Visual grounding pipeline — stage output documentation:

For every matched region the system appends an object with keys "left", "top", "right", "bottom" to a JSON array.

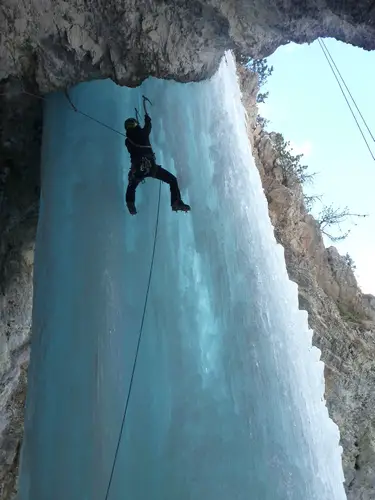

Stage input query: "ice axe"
[
  {"left": 142, "top": 95, "right": 152, "bottom": 116},
  {"left": 134, "top": 95, "right": 152, "bottom": 123}
]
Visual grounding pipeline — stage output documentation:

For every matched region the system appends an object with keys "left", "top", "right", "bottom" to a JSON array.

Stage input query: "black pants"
[{"left": 126, "top": 160, "right": 181, "bottom": 206}]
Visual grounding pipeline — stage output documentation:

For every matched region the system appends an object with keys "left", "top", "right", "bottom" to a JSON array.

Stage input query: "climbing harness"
[
  {"left": 139, "top": 157, "right": 152, "bottom": 174},
  {"left": 128, "top": 157, "right": 156, "bottom": 184},
  {"left": 2, "top": 83, "right": 161, "bottom": 500},
  {"left": 139, "top": 157, "right": 156, "bottom": 177}
]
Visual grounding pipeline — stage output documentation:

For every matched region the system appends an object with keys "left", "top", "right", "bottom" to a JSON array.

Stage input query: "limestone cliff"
[
  {"left": 1, "top": 1, "right": 375, "bottom": 498},
  {"left": 0, "top": 92, "right": 40, "bottom": 499},
  {"left": 239, "top": 65, "right": 375, "bottom": 500}
]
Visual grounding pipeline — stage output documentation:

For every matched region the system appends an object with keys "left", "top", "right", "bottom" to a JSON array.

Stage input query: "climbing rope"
[
  {"left": 104, "top": 180, "right": 161, "bottom": 500},
  {"left": 101, "top": 92, "right": 159, "bottom": 499},
  {"left": 318, "top": 38, "right": 375, "bottom": 161},
  {"left": 64, "top": 89, "right": 127, "bottom": 137},
  {"left": 1, "top": 84, "right": 162, "bottom": 499},
  {"left": 1, "top": 87, "right": 127, "bottom": 137},
  {"left": 60, "top": 89, "right": 161, "bottom": 499}
]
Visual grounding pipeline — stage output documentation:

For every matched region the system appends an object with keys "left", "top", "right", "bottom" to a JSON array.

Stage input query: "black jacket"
[{"left": 125, "top": 115, "right": 155, "bottom": 163}]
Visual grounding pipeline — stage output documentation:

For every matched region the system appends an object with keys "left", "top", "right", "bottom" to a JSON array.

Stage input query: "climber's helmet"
[{"left": 124, "top": 118, "right": 139, "bottom": 131}]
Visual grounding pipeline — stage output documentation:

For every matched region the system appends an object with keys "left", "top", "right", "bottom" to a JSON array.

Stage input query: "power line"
[
  {"left": 318, "top": 38, "right": 375, "bottom": 161},
  {"left": 319, "top": 38, "right": 375, "bottom": 143}
]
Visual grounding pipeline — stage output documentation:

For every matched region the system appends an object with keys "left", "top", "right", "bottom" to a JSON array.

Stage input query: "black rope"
[
  {"left": 73, "top": 107, "right": 126, "bottom": 137},
  {"left": 318, "top": 39, "right": 375, "bottom": 161},
  {"left": 319, "top": 38, "right": 375, "bottom": 144},
  {"left": 103, "top": 179, "right": 162, "bottom": 500},
  {"left": 2, "top": 87, "right": 153, "bottom": 139},
  {"left": 63, "top": 89, "right": 126, "bottom": 137},
  {"left": 57, "top": 88, "right": 162, "bottom": 499},
  {"left": 2, "top": 83, "right": 162, "bottom": 499},
  {"left": 1, "top": 86, "right": 127, "bottom": 137}
]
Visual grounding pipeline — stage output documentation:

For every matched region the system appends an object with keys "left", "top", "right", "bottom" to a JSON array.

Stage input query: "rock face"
[
  {"left": 1, "top": 2, "right": 375, "bottom": 499},
  {"left": 1, "top": 0, "right": 375, "bottom": 93},
  {"left": 239, "top": 66, "right": 375, "bottom": 500},
  {"left": 0, "top": 89, "right": 41, "bottom": 499}
]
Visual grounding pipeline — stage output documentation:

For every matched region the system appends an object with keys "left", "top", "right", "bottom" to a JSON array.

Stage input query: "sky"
[{"left": 257, "top": 38, "right": 375, "bottom": 295}]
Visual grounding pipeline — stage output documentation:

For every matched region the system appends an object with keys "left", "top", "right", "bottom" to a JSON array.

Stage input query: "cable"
[
  {"left": 1, "top": 83, "right": 162, "bottom": 498},
  {"left": 1, "top": 87, "right": 126, "bottom": 137},
  {"left": 318, "top": 38, "right": 375, "bottom": 161},
  {"left": 63, "top": 87, "right": 161, "bottom": 498},
  {"left": 319, "top": 38, "right": 375, "bottom": 143},
  {"left": 63, "top": 89, "right": 126, "bottom": 137},
  {"left": 72, "top": 108, "right": 126, "bottom": 137},
  {"left": 103, "top": 180, "right": 162, "bottom": 500}
]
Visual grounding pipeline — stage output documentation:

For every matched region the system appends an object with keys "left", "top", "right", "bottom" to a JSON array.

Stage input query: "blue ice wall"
[{"left": 19, "top": 55, "right": 347, "bottom": 500}]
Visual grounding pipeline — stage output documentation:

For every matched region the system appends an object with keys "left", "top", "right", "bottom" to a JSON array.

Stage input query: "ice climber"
[{"left": 124, "top": 112, "right": 191, "bottom": 215}]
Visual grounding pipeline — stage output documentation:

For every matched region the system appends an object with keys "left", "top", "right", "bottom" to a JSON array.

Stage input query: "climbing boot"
[
  {"left": 172, "top": 200, "right": 191, "bottom": 212},
  {"left": 127, "top": 202, "right": 137, "bottom": 215}
]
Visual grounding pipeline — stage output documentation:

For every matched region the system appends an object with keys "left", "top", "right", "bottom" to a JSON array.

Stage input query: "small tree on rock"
[
  {"left": 235, "top": 50, "right": 274, "bottom": 103},
  {"left": 256, "top": 115, "right": 270, "bottom": 128},
  {"left": 344, "top": 253, "right": 356, "bottom": 271},
  {"left": 317, "top": 204, "right": 368, "bottom": 242},
  {"left": 247, "top": 59, "right": 274, "bottom": 87},
  {"left": 271, "top": 133, "right": 315, "bottom": 185},
  {"left": 256, "top": 91, "right": 269, "bottom": 103},
  {"left": 304, "top": 194, "right": 322, "bottom": 213}
]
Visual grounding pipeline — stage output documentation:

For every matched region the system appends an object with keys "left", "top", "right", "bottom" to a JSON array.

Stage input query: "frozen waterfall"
[{"left": 18, "top": 54, "right": 347, "bottom": 500}]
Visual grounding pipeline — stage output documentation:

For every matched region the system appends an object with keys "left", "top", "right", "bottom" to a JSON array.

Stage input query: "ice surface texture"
[{"left": 18, "top": 55, "right": 347, "bottom": 500}]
